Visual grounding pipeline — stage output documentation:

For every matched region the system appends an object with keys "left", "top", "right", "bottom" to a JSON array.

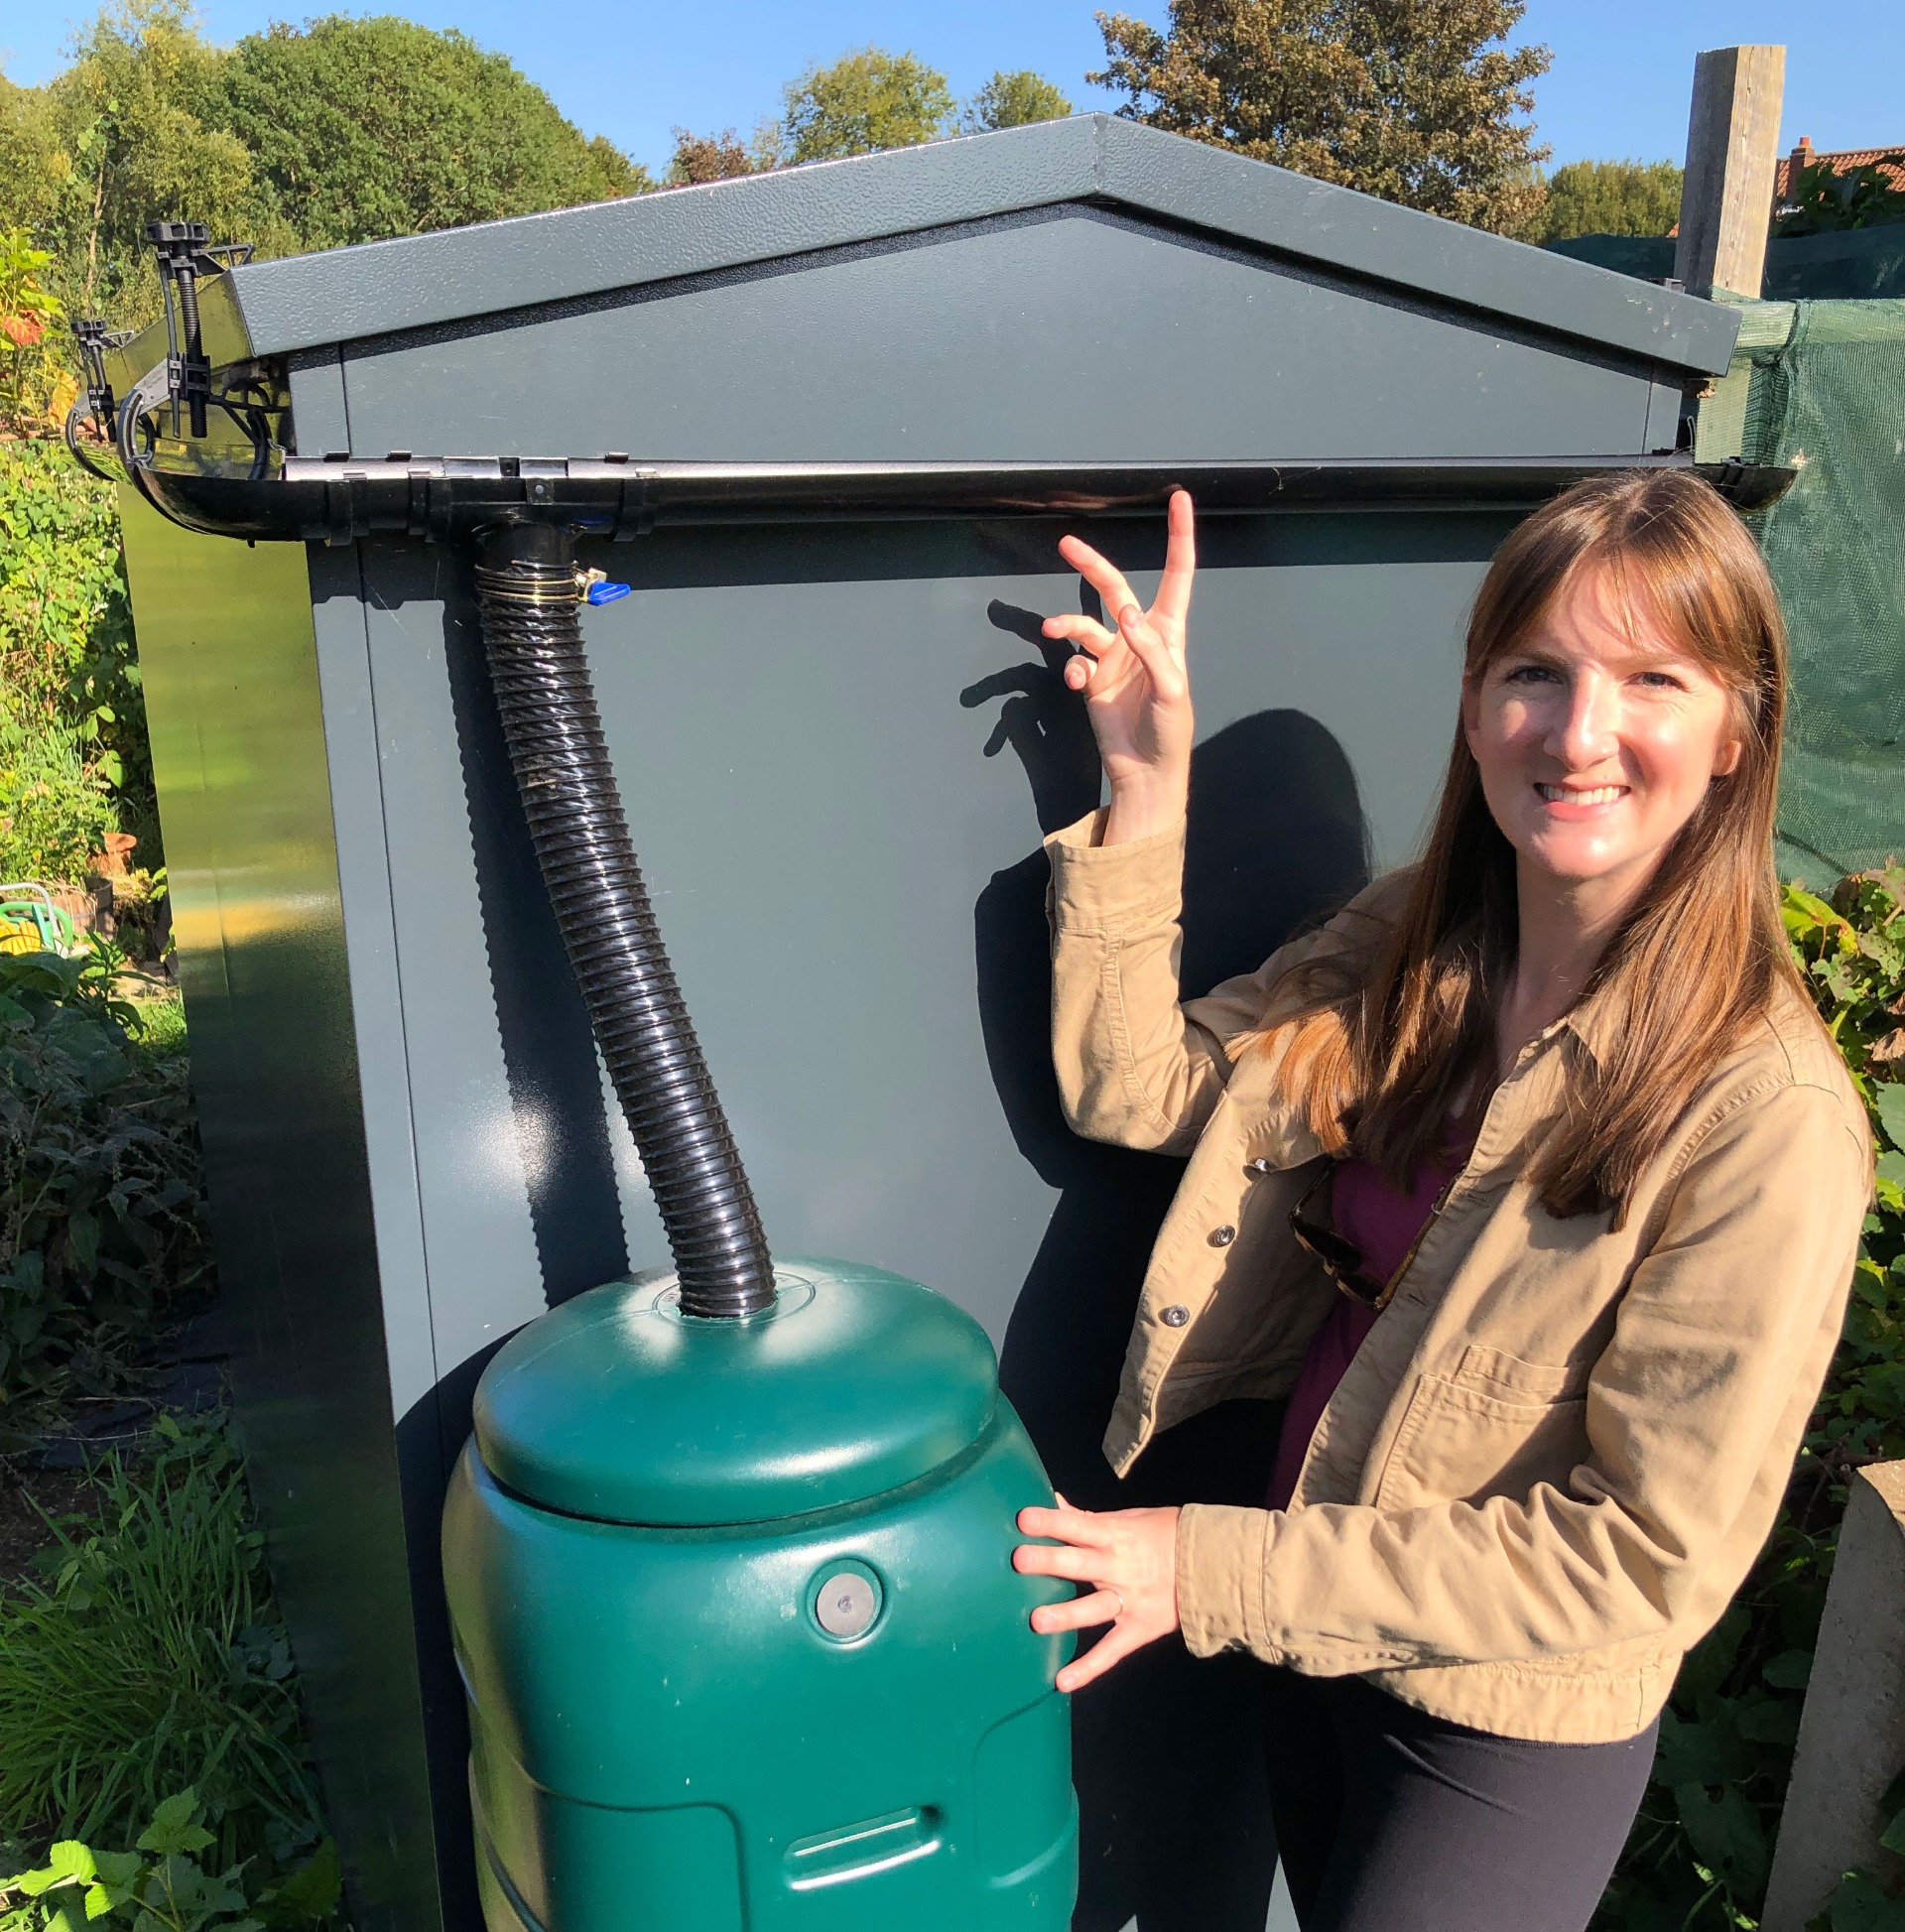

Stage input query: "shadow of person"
[{"left": 967, "top": 602, "right": 1370, "bottom": 1932}]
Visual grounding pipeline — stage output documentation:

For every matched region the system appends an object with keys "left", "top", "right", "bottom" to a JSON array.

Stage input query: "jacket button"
[
  {"left": 1161, "top": 1304, "right": 1190, "bottom": 1328},
  {"left": 1208, "top": 1224, "right": 1236, "bottom": 1246}
]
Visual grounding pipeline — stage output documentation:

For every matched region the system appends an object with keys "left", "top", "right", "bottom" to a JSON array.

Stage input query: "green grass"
[
  {"left": 126, "top": 988, "right": 187, "bottom": 1066},
  {"left": 0, "top": 1417, "right": 321, "bottom": 1869}
]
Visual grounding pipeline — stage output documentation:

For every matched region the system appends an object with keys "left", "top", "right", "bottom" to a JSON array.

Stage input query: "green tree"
[
  {"left": 582, "top": 133, "right": 651, "bottom": 201},
  {"left": 960, "top": 69, "right": 1074, "bottom": 133},
  {"left": 0, "top": 76, "right": 68, "bottom": 245},
  {"left": 37, "top": 1, "right": 270, "bottom": 326},
  {"left": 1529, "top": 157, "right": 1682, "bottom": 244},
  {"left": 1092, "top": 0, "right": 1551, "bottom": 235},
  {"left": 211, "top": 16, "right": 649, "bottom": 253},
  {"left": 2, "top": 6, "right": 648, "bottom": 336},
  {"left": 773, "top": 48, "right": 953, "bottom": 165}
]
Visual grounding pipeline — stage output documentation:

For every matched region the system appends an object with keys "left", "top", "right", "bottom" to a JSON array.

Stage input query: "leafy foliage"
[
  {"left": 0, "top": 1419, "right": 343, "bottom": 1930},
  {"left": 959, "top": 70, "right": 1074, "bottom": 134},
  {"left": 0, "top": 78, "right": 66, "bottom": 251},
  {"left": 0, "top": 439, "right": 152, "bottom": 880},
  {"left": 665, "top": 127, "right": 764, "bottom": 187},
  {"left": 772, "top": 48, "right": 954, "bottom": 165},
  {"left": 0, "top": 724, "right": 116, "bottom": 886},
  {"left": 18, "top": 1, "right": 265, "bottom": 329},
  {"left": 0, "top": 231, "right": 72, "bottom": 438},
  {"left": 0, "top": 1789, "right": 339, "bottom": 1932},
  {"left": 1776, "top": 154, "right": 1905, "bottom": 238},
  {"left": 212, "top": 15, "right": 650, "bottom": 253},
  {"left": 0, "top": 1420, "right": 318, "bottom": 1871},
  {"left": 1528, "top": 158, "right": 1683, "bottom": 245},
  {"left": 1091, "top": 0, "right": 1552, "bottom": 235},
  {"left": 0, "top": 942, "right": 208, "bottom": 1447},
  {"left": 0, "top": 2, "right": 646, "bottom": 346},
  {"left": 1596, "top": 874, "right": 1905, "bottom": 1929}
]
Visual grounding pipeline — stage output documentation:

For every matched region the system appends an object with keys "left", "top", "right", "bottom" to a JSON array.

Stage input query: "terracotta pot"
[{"left": 89, "top": 832, "right": 138, "bottom": 877}]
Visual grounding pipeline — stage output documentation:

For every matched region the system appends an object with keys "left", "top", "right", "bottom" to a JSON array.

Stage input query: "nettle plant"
[
  {"left": 1599, "top": 871, "right": 1905, "bottom": 1929},
  {"left": 0, "top": 1790, "right": 339, "bottom": 1932}
]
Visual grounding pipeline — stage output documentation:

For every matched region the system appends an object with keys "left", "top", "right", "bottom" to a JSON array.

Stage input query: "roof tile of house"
[{"left": 1775, "top": 139, "right": 1905, "bottom": 201}]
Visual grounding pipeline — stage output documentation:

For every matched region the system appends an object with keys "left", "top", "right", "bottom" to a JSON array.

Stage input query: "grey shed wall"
[{"left": 115, "top": 116, "right": 1737, "bottom": 1932}]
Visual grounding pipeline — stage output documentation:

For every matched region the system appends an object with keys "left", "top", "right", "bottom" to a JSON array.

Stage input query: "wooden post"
[
  {"left": 1674, "top": 46, "right": 1786, "bottom": 299},
  {"left": 1763, "top": 1462, "right": 1905, "bottom": 1929}
]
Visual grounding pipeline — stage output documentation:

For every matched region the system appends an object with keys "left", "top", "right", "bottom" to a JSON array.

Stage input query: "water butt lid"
[{"left": 472, "top": 1258, "right": 1000, "bottom": 1526}]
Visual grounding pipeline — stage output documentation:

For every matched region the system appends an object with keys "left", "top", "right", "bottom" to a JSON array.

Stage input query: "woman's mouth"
[{"left": 1536, "top": 782, "right": 1626, "bottom": 807}]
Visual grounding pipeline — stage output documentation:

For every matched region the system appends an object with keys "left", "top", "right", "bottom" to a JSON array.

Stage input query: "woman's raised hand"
[{"left": 1042, "top": 488, "right": 1197, "bottom": 845}]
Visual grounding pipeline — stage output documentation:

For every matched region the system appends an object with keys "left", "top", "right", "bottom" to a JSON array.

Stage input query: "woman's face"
[{"left": 1461, "top": 564, "right": 1744, "bottom": 900}]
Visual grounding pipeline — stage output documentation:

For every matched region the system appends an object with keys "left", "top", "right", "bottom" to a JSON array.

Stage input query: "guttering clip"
[
  {"left": 66, "top": 318, "right": 138, "bottom": 482},
  {"left": 145, "top": 220, "right": 254, "bottom": 441}
]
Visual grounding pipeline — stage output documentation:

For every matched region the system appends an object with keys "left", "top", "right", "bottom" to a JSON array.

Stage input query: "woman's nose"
[{"left": 1547, "top": 671, "right": 1618, "bottom": 768}]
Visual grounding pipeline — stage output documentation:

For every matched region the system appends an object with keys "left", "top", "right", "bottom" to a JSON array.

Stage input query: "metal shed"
[{"left": 104, "top": 113, "right": 1743, "bottom": 1932}]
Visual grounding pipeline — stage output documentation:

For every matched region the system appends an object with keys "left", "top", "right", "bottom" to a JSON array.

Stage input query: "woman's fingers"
[
  {"left": 1012, "top": 1540, "right": 1104, "bottom": 1584},
  {"left": 1017, "top": 1500, "right": 1108, "bottom": 1545},
  {"left": 1016, "top": 1500, "right": 1182, "bottom": 1693},
  {"left": 1040, "top": 612, "right": 1114, "bottom": 655},
  {"left": 1058, "top": 533, "right": 1143, "bottom": 625},
  {"left": 1056, "top": 1619, "right": 1149, "bottom": 1695},
  {"left": 1031, "top": 1590, "right": 1123, "bottom": 1635},
  {"left": 1115, "top": 604, "right": 1187, "bottom": 704},
  {"left": 1154, "top": 489, "right": 1197, "bottom": 627},
  {"left": 1042, "top": 614, "right": 1134, "bottom": 698}
]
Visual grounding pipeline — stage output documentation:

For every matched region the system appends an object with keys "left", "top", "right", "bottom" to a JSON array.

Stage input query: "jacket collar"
[{"left": 1561, "top": 981, "right": 1618, "bottom": 1070}]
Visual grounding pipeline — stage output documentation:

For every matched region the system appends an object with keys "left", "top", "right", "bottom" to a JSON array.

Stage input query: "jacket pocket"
[
  {"left": 1374, "top": 1372, "right": 1588, "bottom": 1515},
  {"left": 1453, "top": 1346, "right": 1591, "bottom": 1403}
]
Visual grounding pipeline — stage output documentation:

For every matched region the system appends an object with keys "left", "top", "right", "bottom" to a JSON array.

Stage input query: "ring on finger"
[{"left": 1103, "top": 1590, "right": 1124, "bottom": 1619}]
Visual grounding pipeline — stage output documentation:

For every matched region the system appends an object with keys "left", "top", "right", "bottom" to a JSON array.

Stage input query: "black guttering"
[{"left": 133, "top": 454, "right": 1795, "bottom": 546}]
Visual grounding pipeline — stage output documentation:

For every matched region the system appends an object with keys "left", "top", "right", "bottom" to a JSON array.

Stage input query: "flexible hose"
[{"left": 473, "top": 521, "right": 776, "bottom": 1319}]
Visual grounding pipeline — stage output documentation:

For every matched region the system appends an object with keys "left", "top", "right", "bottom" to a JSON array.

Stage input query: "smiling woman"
[
  {"left": 1470, "top": 574, "right": 1743, "bottom": 885},
  {"left": 1012, "top": 472, "right": 1871, "bottom": 1931}
]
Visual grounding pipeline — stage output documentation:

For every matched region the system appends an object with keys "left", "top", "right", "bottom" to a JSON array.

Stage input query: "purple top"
[{"left": 1266, "top": 1145, "right": 1464, "bottom": 1511}]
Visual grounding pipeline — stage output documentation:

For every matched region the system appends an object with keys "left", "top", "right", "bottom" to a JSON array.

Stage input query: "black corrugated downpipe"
[{"left": 473, "top": 521, "right": 776, "bottom": 1320}]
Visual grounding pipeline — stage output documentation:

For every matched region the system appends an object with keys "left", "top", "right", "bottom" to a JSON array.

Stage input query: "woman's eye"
[
  {"left": 1505, "top": 664, "right": 1561, "bottom": 686},
  {"left": 1634, "top": 670, "right": 1685, "bottom": 691}
]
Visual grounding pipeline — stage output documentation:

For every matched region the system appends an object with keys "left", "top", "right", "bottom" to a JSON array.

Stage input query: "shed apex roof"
[{"left": 223, "top": 114, "right": 1738, "bottom": 375}]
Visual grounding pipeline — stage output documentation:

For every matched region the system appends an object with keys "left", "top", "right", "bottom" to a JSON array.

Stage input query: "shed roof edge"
[{"left": 222, "top": 115, "right": 1737, "bottom": 375}]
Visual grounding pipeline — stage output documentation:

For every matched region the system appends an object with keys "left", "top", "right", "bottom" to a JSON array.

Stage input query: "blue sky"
[{"left": 4, "top": 1, "right": 1900, "bottom": 181}]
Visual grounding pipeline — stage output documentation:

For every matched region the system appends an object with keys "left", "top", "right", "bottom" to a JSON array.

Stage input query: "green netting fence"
[{"left": 1697, "top": 299, "right": 1905, "bottom": 883}]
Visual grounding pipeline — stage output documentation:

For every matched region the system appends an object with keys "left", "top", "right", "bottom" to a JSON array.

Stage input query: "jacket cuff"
[
  {"left": 1177, "top": 1502, "right": 1276, "bottom": 1659},
  {"left": 1043, "top": 809, "right": 1187, "bottom": 936}
]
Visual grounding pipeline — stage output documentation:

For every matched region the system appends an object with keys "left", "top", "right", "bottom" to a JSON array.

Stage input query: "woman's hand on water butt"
[
  {"left": 1043, "top": 489, "right": 1197, "bottom": 846},
  {"left": 1013, "top": 1497, "right": 1182, "bottom": 1692}
]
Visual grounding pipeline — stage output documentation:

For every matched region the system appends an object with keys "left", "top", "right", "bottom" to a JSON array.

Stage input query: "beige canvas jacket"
[{"left": 1046, "top": 809, "right": 1870, "bottom": 1743}]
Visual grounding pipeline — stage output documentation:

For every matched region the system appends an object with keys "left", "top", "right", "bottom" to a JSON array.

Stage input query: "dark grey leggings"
[{"left": 1261, "top": 1666, "right": 1656, "bottom": 1932}]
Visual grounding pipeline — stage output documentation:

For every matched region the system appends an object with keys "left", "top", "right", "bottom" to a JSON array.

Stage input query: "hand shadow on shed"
[{"left": 967, "top": 602, "right": 1370, "bottom": 1932}]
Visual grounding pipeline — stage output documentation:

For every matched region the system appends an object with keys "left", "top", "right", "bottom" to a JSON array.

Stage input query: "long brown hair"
[{"left": 1276, "top": 467, "right": 1803, "bottom": 1224}]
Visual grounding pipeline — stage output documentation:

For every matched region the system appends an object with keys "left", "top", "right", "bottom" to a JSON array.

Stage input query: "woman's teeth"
[{"left": 1537, "top": 784, "right": 1625, "bottom": 805}]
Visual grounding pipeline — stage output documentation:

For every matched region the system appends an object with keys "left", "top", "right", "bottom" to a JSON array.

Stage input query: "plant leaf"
[
  {"left": 1763, "top": 1648, "right": 1815, "bottom": 1690},
  {"left": 12, "top": 1842, "right": 96, "bottom": 1895},
  {"left": 135, "top": 1793, "right": 214, "bottom": 1859},
  {"left": 260, "top": 1840, "right": 339, "bottom": 1926},
  {"left": 1881, "top": 1804, "right": 1905, "bottom": 1858},
  {"left": 1874, "top": 1084, "right": 1905, "bottom": 1154}
]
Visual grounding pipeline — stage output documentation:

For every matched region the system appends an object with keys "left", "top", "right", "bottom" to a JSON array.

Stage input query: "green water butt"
[{"left": 443, "top": 1258, "right": 1077, "bottom": 1931}]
